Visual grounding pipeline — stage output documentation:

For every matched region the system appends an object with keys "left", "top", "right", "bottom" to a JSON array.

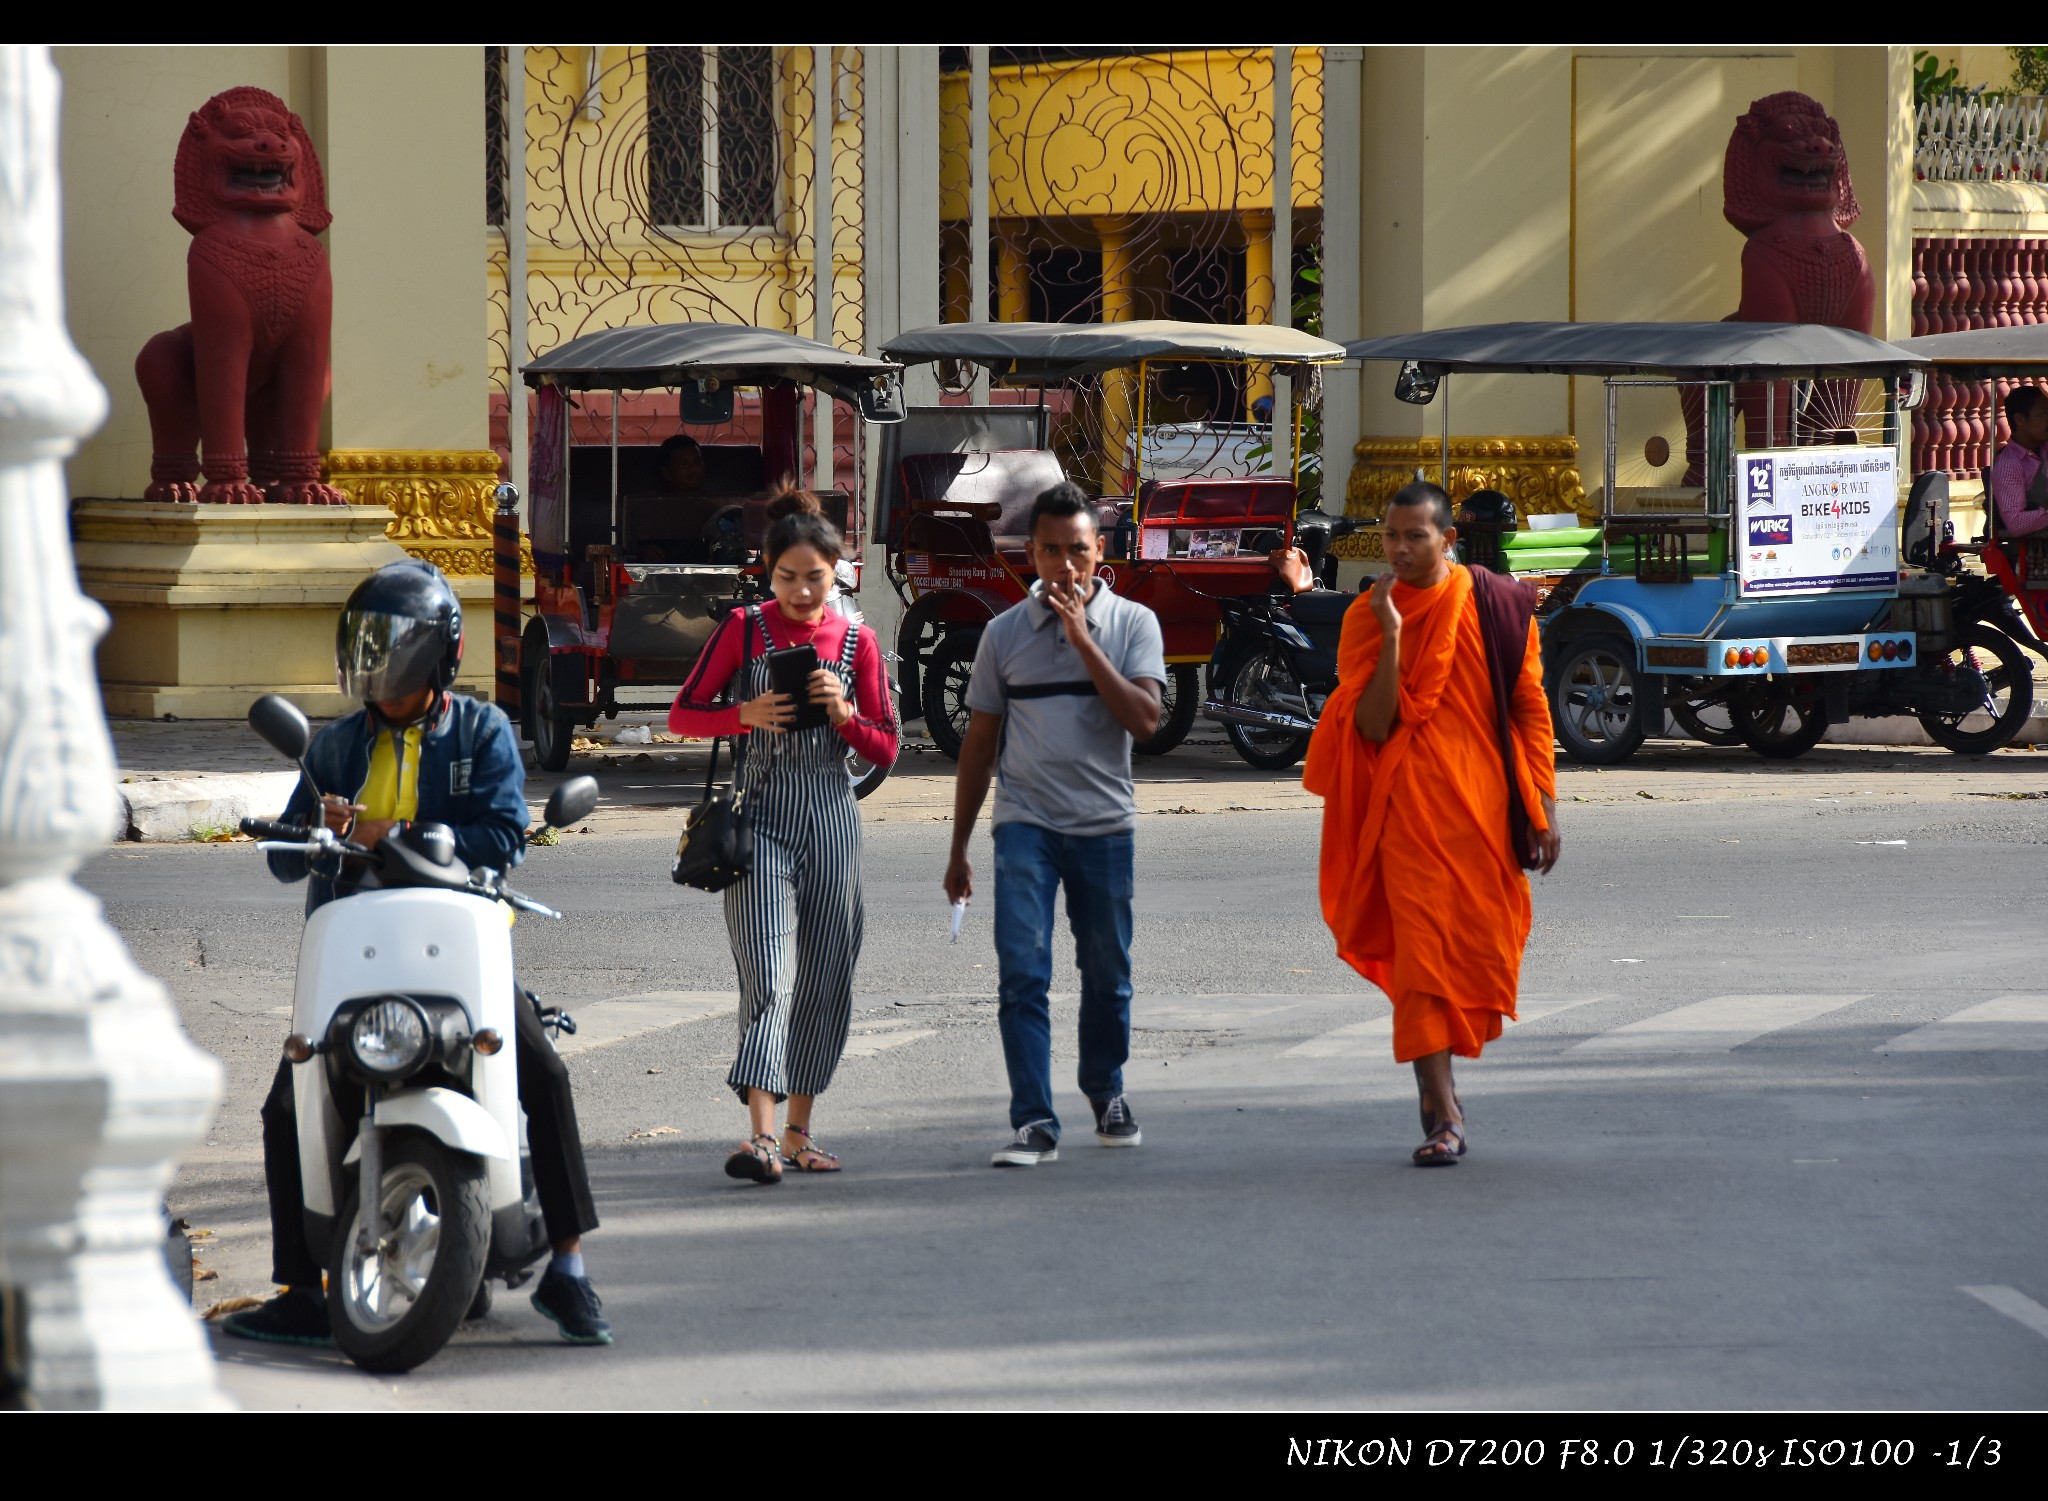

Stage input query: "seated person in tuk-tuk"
[
  {"left": 1991, "top": 385, "right": 2048, "bottom": 539},
  {"left": 623, "top": 435, "right": 716, "bottom": 564},
  {"left": 659, "top": 433, "right": 708, "bottom": 495}
]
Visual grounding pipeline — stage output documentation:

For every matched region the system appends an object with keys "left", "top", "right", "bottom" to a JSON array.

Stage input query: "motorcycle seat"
[{"left": 1287, "top": 590, "right": 1359, "bottom": 629}]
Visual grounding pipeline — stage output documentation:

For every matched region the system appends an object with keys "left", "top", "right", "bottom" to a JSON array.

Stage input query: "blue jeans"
[{"left": 992, "top": 821, "right": 1135, "bottom": 1136}]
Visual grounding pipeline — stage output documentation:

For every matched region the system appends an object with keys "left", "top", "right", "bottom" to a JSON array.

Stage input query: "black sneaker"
[
  {"left": 1092, "top": 1094, "right": 1142, "bottom": 1147},
  {"left": 530, "top": 1265, "right": 613, "bottom": 1345},
  {"left": 991, "top": 1122, "right": 1060, "bottom": 1167},
  {"left": 219, "top": 1287, "right": 331, "bottom": 1347}
]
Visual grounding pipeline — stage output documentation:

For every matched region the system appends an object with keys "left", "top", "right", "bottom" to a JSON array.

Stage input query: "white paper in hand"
[{"left": 949, "top": 899, "right": 968, "bottom": 944}]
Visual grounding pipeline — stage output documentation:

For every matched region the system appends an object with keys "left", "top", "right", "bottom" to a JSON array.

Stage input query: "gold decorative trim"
[
  {"left": 1337, "top": 436, "right": 1586, "bottom": 560},
  {"left": 324, "top": 449, "right": 533, "bottom": 576}
]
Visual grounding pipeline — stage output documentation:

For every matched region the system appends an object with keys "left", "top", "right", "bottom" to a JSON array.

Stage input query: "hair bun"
[{"left": 765, "top": 487, "right": 824, "bottom": 522}]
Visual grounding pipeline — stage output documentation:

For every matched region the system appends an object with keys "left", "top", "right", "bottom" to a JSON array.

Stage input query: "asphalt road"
[{"left": 83, "top": 747, "right": 2048, "bottom": 1410}]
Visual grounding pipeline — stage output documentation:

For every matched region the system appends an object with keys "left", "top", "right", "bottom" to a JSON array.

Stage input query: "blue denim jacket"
[{"left": 267, "top": 693, "right": 528, "bottom": 914}]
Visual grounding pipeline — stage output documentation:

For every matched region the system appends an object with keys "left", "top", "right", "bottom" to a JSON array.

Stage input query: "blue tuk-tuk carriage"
[{"left": 1341, "top": 321, "right": 2011, "bottom": 764}]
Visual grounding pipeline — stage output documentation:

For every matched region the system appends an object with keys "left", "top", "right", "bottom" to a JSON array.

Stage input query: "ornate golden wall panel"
[
  {"left": 324, "top": 449, "right": 532, "bottom": 576},
  {"left": 1336, "top": 436, "right": 1586, "bottom": 560}
]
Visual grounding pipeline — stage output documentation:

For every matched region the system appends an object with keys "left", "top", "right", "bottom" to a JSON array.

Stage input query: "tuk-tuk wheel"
[
  {"left": 1550, "top": 633, "right": 1647, "bottom": 765},
  {"left": 1732, "top": 680, "right": 1827, "bottom": 759},
  {"left": 921, "top": 629, "right": 983, "bottom": 761},
  {"left": 1134, "top": 666, "right": 1201, "bottom": 756},
  {"left": 523, "top": 645, "right": 580, "bottom": 773}
]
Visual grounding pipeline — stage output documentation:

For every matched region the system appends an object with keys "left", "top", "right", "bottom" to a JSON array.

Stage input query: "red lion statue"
[
  {"left": 135, "top": 87, "right": 344, "bottom": 504},
  {"left": 1684, "top": 92, "right": 1876, "bottom": 480}
]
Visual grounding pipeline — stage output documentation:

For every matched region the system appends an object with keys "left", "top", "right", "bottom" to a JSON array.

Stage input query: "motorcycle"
[
  {"left": 237, "top": 693, "right": 600, "bottom": 1373},
  {"left": 1201, "top": 510, "right": 1360, "bottom": 770}
]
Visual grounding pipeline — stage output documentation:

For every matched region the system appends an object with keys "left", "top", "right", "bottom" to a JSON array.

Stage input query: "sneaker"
[
  {"left": 1092, "top": 1094, "right": 1142, "bottom": 1148},
  {"left": 530, "top": 1265, "right": 613, "bottom": 1345},
  {"left": 219, "top": 1287, "right": 331, "bottom": 1347},
  {"left": 991, "top": 1122, "right": 1060, "bottom": 1167}
]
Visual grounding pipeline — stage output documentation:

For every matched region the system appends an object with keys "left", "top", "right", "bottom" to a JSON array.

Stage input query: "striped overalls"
[{"left": 723, "top": 605, "right": 865, "bottom": 1102}]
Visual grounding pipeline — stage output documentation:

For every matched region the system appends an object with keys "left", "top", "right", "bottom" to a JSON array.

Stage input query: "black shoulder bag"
[{"left": 671, "top": 609, "right": 756, "bottom": 892}]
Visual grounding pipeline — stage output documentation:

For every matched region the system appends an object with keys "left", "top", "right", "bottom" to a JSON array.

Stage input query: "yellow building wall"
[
  {"left": 937, "top": 48, "right": 1324, "bottom": 223},
  {"left": 491, "top": 43, "right": 865, "bottom": 393}
]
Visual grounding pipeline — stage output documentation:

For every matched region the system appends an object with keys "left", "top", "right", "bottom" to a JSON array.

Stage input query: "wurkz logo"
[{"left": 1747, "top": 512, "right": 1794, "bottom": 547}]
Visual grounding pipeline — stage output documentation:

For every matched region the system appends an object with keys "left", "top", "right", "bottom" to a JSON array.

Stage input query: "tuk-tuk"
[
  {"left": 1342, "top": 321, "right": 2015, "bottom": 764},
  {"left": 1895, "top": 324, "right": 2048, "bottom": 691},
  {"left": 874, "top": 320, "right": 1349, "bottom": 758},
  {"left": 517, "top": 323, "right": 904, "bottom": 772}
]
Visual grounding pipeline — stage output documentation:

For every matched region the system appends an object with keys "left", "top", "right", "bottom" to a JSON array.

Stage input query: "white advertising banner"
[{"left": 1737, "top": 447, "right": 1899, "bottom": 595}]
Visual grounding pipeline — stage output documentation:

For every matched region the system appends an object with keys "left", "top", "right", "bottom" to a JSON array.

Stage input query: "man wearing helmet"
[{"left": 222, "top": 562, "right": 611, "bottom": 1349}]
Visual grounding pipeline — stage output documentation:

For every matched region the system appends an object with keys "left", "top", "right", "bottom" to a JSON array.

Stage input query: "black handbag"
[{"left": 671, "top": 610, "right": 756, "bottom": 892}]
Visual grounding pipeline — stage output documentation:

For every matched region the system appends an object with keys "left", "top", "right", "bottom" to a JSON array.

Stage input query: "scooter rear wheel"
[
  {"left": 328, "top": 1133, "right": 491, "bottom": 1374},
  {"left": 1218, "top": 646, "right": 1311, "bottom": 770},
  {"left": 1915, "top": 621, "right": 2034, "bottom": 755},
  {"left": 1134, "top": 665, "right": 1201, "bottom": 756}
]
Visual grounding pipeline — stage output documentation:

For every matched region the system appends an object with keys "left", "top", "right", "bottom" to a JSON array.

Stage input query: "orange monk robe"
[{"left": 1302, "top": 565, "right": 1557, "bottom": 1063}]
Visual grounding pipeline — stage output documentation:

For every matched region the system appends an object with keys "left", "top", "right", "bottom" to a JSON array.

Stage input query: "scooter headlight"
[{"left": 347, "top": 996, "right": 431, "bottom": 1079}]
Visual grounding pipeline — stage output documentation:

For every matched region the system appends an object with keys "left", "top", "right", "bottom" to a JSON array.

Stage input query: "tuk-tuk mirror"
[
  {"left": 679, "top": 381, "right": 734, "bottom": 425},
  {"left": 1394, "top": 360, "right": 1441, "bottom": 406},
  {"left": 1897, "top": 369, "right": 1927, "bottom": 411},
  {"left": 859, "top": 376, "right": 907, "bottom": 424}
]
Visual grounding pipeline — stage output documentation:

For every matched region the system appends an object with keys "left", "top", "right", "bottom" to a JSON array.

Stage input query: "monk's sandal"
[{"left": 1412, "top": 1120, "right": 1467, "bottom": 1167}]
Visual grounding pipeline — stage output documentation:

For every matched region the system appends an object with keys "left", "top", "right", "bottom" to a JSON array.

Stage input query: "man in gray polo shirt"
[{"left": 944, "top": 481, "right": 1168, "bottom": 1167}]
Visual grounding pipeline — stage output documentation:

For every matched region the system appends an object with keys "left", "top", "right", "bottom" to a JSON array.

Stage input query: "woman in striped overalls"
[{"left": 669, "top": 490, "right": 898, "bottom": 1184}]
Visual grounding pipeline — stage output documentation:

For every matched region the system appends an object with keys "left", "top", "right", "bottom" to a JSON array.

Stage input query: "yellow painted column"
[
  {"left": 1097, "top": 218, "right": 1137, "bottom": 493},
  {"left": 1242, "top": 208, "right": 1276, "bottom": 413},
  {"left": 996, "top": 234, "right": 1030, "bottom": 322}
]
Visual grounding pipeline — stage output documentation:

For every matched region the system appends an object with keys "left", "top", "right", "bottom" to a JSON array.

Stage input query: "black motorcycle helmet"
[{"left": 335, "top": 561, "right": 463, "bottom": 703}]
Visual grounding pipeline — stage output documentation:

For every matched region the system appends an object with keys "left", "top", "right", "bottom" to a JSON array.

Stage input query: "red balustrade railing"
[{"left": 1909, "top": 234, "right": 2048, "bottom": 480}]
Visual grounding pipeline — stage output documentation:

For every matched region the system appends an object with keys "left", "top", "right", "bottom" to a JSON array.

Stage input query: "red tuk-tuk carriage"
[
  {"left": 874, "top": 320, "right": 1348, "bottom": 758},
  {"left": 516, "top": 323, "right": 904, "bottom": 771}
]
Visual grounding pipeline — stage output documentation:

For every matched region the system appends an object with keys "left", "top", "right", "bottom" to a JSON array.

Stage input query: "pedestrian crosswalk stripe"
[
  {"left": 1960, "top": 1284, "right": 2048, "bottom": 1343},
  {"left": 1880, "top": 996, "right": 2048, "bottom": 1052},
  {"left": 1135, "top": 995, "right": 1315, "bottom": 1033},
  {"left": 841, "top": 1028, "right": 936, "bottom": 1058},
  {"left": 1282, "top": 995, "right": 1609, "bottom": 1059},
  {"left": 1569, "top": 993, "right": 1866, "bottom": 1055},
  {"left": 552, "top": 991, "right": 733, "bottom": 1056}
]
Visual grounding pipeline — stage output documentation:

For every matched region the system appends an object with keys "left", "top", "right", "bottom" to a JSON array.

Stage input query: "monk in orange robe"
[{"left": 1303, "top": 481, "right": 1561, "bottom": 1165}]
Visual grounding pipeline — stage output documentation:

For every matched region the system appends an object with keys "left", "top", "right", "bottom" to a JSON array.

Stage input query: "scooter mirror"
[
  {"left": 248, "top": 694, "right": 312, "bottom": 761},
  {"left": 542, "top": 775, "right": 600, "bottom": 831}
]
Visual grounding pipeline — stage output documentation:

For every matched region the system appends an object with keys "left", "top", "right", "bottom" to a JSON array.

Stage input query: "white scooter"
[
  {"left": 828, "top": 558, "right": 899, "bottom": 799},
  {"left": 239, "top": 694, "right": 599, "bottom": 1373}
]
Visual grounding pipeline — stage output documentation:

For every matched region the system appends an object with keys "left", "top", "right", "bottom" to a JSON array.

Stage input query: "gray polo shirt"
[{"left": 965, "top": 580, "right": 1168, "bottom": 838}]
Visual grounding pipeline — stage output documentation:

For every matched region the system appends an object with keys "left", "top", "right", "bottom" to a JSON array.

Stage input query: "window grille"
[{"left": 648, "top": 45, "right": 777, "bottom": 230}]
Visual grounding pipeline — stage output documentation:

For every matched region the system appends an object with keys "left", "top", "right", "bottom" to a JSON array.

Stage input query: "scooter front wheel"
[
  {"left": 328, "top": 1132, "right": 491, "bottom": 1374},
  {"left": 1218, "top": 646, "right": 1311, "bottom": 770}
]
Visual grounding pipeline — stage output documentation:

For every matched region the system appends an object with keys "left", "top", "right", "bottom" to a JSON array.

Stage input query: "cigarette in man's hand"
[{"left": 949, "top": 898, "right": 968, "bottom": 943}]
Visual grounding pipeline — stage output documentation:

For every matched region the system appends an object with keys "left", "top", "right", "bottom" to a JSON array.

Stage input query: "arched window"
[{"left": 647, "top": 46, "right": 777, "bottom": 231}]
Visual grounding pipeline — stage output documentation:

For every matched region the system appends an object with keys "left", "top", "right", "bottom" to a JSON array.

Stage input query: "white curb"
[{"left": 117, "top": 772, "right": 301, "bottom": 843}]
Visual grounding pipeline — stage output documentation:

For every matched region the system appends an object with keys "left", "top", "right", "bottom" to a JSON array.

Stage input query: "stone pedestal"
[{"left": 73, "top": 502, "right": 494, "bottom": 718}]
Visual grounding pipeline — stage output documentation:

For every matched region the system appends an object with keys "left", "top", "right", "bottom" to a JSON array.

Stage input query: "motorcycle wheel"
[
  {"left": 1915, "top": 621, "right": 2035, "bottom": 755},
  {"left": 1550, "top": 634, "right": 1647, "bottom": 765},
  {"left": 522, "top": 629, "right": 579, "bottom": 774},
  {"left": 1733, "top": 680, "right": 1828, "bottom": 759},
  {"left": 845, "top": 680, "right": 902, "bottom": 798},
  {"left": 327, "top": 1133, "right": 491, "bottom": 1374},
  {"left": 1218, "top": 645, "right": 1311, "bottom": 771},
  {"left": 921, "top": 630, "right": 981, "bottom": 761},
  {"left": 1134, "top": 665, "right": 1201, "bottom": 756},
  {"left": 1669, "top": 694, "right": 1743, "bottom": 747}
]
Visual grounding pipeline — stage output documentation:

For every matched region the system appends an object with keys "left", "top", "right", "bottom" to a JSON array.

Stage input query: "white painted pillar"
[
  {"left": 1270, "top": 46, "right": 1292, "bottom": 469},
  {"left": 506, "top": 46, "right": 529, "bottom": 518},
  {"left": 0, "top": 45, "right": 227, "bottom": 1411},
  {"left": 969, "top": 45, "right": 990, "bottom": 402},
  {"left": 1319, "top": 46, "right": 1363, "bottom": 515}
]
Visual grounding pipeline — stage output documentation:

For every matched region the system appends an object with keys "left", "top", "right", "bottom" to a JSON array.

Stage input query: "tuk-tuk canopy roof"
[
  {"left": 523, "top": 323, "right": 899, "bottom": 397},
  {"left": 1896, "top": 325, "right": 2048, "bottom": 375},
  {"left": 1343, "top": 321, "right": 1926, "bottom": 379},
  {"left": 882, "top": 320, "right": 1349, "bottom": 380}
]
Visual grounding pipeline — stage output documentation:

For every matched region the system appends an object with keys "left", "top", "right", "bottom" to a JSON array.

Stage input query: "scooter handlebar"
[{"left": 239, "top": 816, "right": 309, "bottom": 840}]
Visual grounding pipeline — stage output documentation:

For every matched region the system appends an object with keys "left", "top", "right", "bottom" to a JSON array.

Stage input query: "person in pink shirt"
[
  {"left": 669, "top": 489, "right": 898, "bottom": 1184},
  {"left": 1991, "top": 385, "right": 2048, "bottom": 539}
]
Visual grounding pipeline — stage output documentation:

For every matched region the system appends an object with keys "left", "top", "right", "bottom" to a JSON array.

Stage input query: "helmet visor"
[{"left": 336, "top": 609, "right": 442, "bottom": 702}]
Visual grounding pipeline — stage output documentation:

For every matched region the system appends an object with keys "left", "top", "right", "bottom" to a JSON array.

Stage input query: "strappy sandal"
[
  {"left": 724, "top": 1133, "right": 783, "bottom": 1184},
  {"left": 1415, "top": 1079, "right": 1465, "bottom": 1138},
  {"left": 781, "top": 1123, "right": 842, "bottom": 1173},
  {"left": 1412, "top": 1119, "right": 1467, "bottom": 1167}
]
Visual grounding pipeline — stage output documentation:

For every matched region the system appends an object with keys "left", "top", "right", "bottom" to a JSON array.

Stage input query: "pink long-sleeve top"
[
  {"left": 1992, "top": 441, "right": 2048, "bottom": 539},
  {"left": 668, "top": 604, "right": 898, "bottom": 767}
]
